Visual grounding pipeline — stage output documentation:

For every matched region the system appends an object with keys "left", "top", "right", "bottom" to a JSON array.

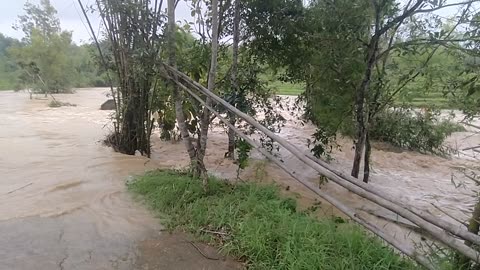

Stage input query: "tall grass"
[{"left": 129, "top": 170, "right": 418, "bottom": 270}]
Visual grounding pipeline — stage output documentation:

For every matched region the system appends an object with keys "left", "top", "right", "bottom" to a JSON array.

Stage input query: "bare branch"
[{"left": 414, "top": 0, "right": 479, "bottom": 14}]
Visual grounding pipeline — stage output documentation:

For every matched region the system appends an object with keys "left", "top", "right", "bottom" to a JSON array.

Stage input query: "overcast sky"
[
  {"left": 0, "top": 0, "right": 472, "bottom": 44},
  {"left": 0, "top": 0, "right": 194, "bottom": 44}
]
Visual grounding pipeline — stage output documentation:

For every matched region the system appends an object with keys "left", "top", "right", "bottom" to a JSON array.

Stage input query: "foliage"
[
  {"left": 10, "top": 0, "right": 74, "bottom": 94},
  {"left": 14, "top": 0, "right": 60, "bottom": 41},
  {"left": 92, "top": 0, "right": 166, "bottom": 156},
  {"left": 235, "top": 138, "right": 252, "bottom": 178},
  {"left": 48, "top": 100, "right": 77, "bottom": 108},
  {"left": 0, "top": 35, "right": 107, "bottom": 91},
  {"left": 9, "top": 29, "right": 74, "bottom": 93},
  {"left": 392, "top": 47, "right": 462, "bottom": 108},
  {"left": 68, "top": 43, "right": 109, "bottom": 88},
  {"left": 0, "top": 34, "right": 21, "bottom": 90},
  {"left": 369, "top": 108, "right": 465, "bottom": 154},
  {"left": 129, "top": 170, "right": 418, "bottom": 270}
]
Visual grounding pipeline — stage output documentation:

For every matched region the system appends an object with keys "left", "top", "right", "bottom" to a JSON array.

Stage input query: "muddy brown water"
[
  {"left": 0, "top": 89, "right": 241, "bottom": 270},
  {"left": 1, "top": 88, "right": 479, "bottom": 268}
]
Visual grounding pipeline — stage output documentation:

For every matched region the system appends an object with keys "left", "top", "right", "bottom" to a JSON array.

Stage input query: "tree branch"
[
  {"left": 414, "top": 0, "right": 478, "bottom": 14},
  {"left": 377, "top": 0, "right": 426, "bottom": 36}
]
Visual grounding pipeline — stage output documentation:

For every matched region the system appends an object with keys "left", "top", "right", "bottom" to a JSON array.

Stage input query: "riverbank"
[
  {"left": 2, "top": 88, "right": 478, "bottom": 269},
  {"left": 129, "top": 169, "right": 418, "bottom": 270}
]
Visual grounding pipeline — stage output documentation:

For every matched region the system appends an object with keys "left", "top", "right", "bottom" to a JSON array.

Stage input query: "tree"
[
  {"left": 225, "top": 0, "right": 241, "bottom": 158},
  {"left": 11, "top": 0, "right": 74, "bottom": 94},
  {"left": 0, "top": 34, "right": 20, "bottom": 90},
  {"left": 81, "top": 0, "right": 165, "bottom": 156},
  {"left": 167, "top": 0, "right": 199, "bottom": 169},
  {"left": 15, "top": 0, "right": 60, "bottom": 41},
  {"left": 348, "top": 0, "right": 476, "bottom": 182},
  {"left": 245, "top": 0, "right": 478, "bottom": 182},
  {"left": 198, "top": 0, "right": 220, "bottom": 185}
]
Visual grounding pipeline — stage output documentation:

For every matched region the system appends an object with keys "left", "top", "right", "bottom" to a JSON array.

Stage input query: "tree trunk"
[
  {"left": 226, "top": 114, "right": 236, "bottom": 158},
  {"left": 351, "top": 129, "right": 365, "bottom": 178},
  {"left": 457, "top": 199, "right": 480, "bottom": 269},
  {"left": 198, "top": 0, "right": 219, "bottom": 184},
  {"left": 363, "top": 131, "right": 371, "bottom": 183},
  {"left": 226, "top": 0, "right": 241, "bottom": 159},
  {"left": 167, "top": 0, "right": 197, "bottom": 165},
  {"left": 351, "top": 34, "right": 379, "bottom": 178}
]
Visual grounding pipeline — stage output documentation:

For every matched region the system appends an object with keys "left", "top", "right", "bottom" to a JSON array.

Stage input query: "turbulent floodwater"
[
  {"left": 0, "top": 89, "right": 165, "bottom": 269},
  {"left": 1, "top": 88, "right": 479, "bottom": 268}
]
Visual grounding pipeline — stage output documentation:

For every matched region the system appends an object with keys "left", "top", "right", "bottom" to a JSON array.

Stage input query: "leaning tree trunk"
[
  {"left": 197, "top": 0, "right": 219, "bottom": 184},
  {"left": 226, "top": 0, "right": 241, "bottom": 159},
  {"left": 167, "top": 0, "right": 197, "bottom": 165},
  {"left": 352, "top": 30, "right": 380, "bottom": 178}
]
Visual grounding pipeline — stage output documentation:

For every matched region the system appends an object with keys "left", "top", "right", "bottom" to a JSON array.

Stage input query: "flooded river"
[
  {"left": 0, "top": 89, "right": 242, "bottom": 270},
  {"left": 1, "top": 88, "right": 479, "bottom": 268}
]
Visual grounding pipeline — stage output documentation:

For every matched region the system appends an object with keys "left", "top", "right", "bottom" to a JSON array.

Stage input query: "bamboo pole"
[
  {"left": 162, "top": 64, "right": 480, "bottom": 263},
  {"left": 173, "top": 78, "right": 435, "bottom": 270},
  {"left": 304, "top": 152, "right": 480, "bottom": 246}
]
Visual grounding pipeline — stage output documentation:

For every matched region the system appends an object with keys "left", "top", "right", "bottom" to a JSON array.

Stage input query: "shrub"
[
  {"left": 370, "top": 108, "right": 464, "bottom": 154},
  {"left": 48, "top": 100, "right": 76, "bottom": 108}
]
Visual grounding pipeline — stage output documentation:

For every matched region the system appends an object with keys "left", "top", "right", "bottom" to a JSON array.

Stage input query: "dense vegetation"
[
  {"left": 0, "top": 0, "right": 107, "bottom": 92},
  {"left": 3, "top": 0, "right": 480, "bottom": 267},
  {"left": 0, "top": 36, "right": 107, "bottom": 91},
  {"left": 129, "top": 170, "right": 417, "bottom": 270}
]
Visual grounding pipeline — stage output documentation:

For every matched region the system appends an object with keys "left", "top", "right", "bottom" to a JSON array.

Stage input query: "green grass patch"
[
  {"left": 129, "top": 170, "right": 418, "bottom": 270},
  {"left": 270, "top": 81, "right": 304, "bottom": 96}
]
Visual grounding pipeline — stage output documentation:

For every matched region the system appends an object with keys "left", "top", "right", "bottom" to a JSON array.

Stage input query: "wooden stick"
[
  {"left": 462, "top": 145, "right": 480, "bottom": 151},
  {"left": 163, "top": 65, "right": 480, "bottom": 262},
  {"left": 461, "top": 122, "right": 480, "bottom": 130},
  {"left": 6, "top": 183, "right": 33, "bottom": 195}
]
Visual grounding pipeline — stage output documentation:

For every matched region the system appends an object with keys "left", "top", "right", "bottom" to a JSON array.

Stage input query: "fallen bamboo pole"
[
  {"left": 162, "top": 64, "right": 480, "bottom": 263},
  {"left": 175, "top": 79, "right": 435, "bottom": 270},
  {"left": 304, "top": 152, "right": 480, "bottom": 246}
]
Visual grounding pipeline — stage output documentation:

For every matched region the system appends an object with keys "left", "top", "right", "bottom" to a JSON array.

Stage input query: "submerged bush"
[
  {"left": 48, "top": 100, "right": 76, "bottom": 108},
  {"left": 370, "top": 108, "right": 464, "bottom": 154},
  {"left": 129, "top": 170, "right": 417, "bottom": 270}
]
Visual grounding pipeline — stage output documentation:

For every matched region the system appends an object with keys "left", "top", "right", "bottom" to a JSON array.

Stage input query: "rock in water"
[{"left": 100, "top": 99, "right": 115, "bottom": 110}]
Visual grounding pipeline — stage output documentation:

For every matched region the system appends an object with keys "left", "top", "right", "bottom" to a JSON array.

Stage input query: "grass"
[
  {"left": 129, "top": 170, "right": 419, "bottom": 270},
  {"left": 270, "top": 81, "right": 304, "bottom": 96}
]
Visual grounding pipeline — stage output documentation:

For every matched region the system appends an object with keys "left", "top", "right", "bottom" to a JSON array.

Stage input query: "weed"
[{"left": 129, "top": 170, "right": 419, "bottom": 270}]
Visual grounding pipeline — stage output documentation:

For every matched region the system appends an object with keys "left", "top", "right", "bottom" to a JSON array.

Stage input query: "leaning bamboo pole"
[
  {"left": 172, "top": 77, "right": 435, "bottom": 270},
  {"left": 303, "top": 152, "right": 480, "bottom": 246},
  {"left": 162, "top": 64, "right": 480, "bottom": 263}
]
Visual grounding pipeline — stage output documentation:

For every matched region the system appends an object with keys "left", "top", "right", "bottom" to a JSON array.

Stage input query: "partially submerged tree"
[
  {"left": 245, "top": 0, "right": 478, "bottom": 183},
  {"left": 82, "top": 0, "right": 165, "bottom": 156},
  {"left": 11, "top": 0, "right": 74, "bottom": 94}
]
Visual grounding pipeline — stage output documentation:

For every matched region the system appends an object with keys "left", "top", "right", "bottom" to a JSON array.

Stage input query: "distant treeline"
[{"left": 0, "top": 33, "right": 107, "bottom": 91}]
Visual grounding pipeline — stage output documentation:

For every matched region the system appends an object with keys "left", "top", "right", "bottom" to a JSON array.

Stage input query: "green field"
[
  {"left": 129, "top": 170, "right": 418, "bottom": 270},
  {"left": 401, "top": 91, "right": 451, "bottom": 109},
  {"left": 269, "top": 80, "right": 304, "bottom": 95},
  {"left": 268, "top": 79, "right": 453, "bottom": 108}
]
